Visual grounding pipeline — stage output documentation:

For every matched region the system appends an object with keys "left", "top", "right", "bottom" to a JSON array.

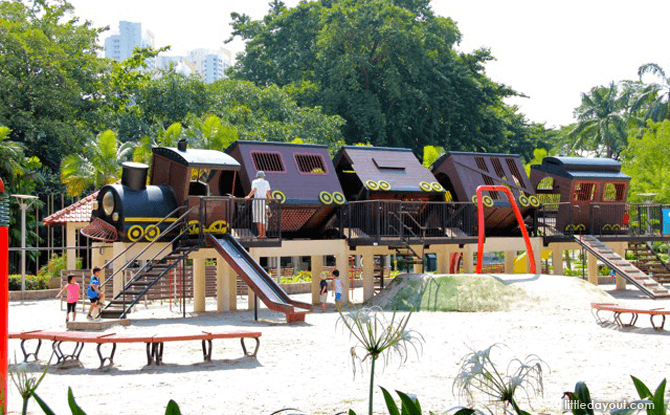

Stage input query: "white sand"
[{"left": 7, "top": 274, "right": 670, "bottom": 415}]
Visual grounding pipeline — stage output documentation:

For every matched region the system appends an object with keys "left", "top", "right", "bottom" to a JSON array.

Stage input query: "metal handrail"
[
  {"left": 116, "top": 224, "right": 197, "bottom": 313},
  {"left": 99, "top": 205, "right": 196, "bottom": 289}
]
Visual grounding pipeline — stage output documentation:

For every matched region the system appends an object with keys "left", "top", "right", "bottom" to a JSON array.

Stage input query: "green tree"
[
  {"left": 228, "top": 0, "right": 530, "bottom": 156},
  {"left": 570, "top": 82, "right": 629, "bottom": 159},
  {"left": 133, "top": 115, "right": 239, "bottom": 164},
  {"left": 207, "top": 80, "right": 346, "bottom": 150},
  {"left": 61, "top": 130, "right": 133, "bottom": 196},
  {"left": 0, "top": 0, "right": 108, "bottom": 174},
  {"left": 621, "top": 120, "right": 670, "bottom": 203},
  {"left": 635, "top": 63, "right": 670, "bottom": 122}
]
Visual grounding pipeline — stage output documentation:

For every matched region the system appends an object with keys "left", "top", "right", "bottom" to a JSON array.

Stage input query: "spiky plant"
[
  {"left": 337, "top": 306, "right": 424, "bottom": 415},
  {"left": 453, "top": 344, "right": 547, "bottom": 415}
]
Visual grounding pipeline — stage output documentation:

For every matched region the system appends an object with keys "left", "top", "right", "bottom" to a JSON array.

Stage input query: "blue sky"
[{"left": 68, "top": 0, "right": 670, "bottom": 129}]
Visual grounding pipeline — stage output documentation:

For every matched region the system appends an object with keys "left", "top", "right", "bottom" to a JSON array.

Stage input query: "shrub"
[
  {"left": 9, "top": 274, "right": 50, "bottom": 291},
  {"left": 36, "top": 253, "right": 80, "bottom": 282},
  {"left": 280, "top": 270, "right": 311, "bottom": 284}
]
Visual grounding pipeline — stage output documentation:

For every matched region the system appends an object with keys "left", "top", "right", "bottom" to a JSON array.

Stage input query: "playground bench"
[
  {"left": 590, "top": 302, "right": 670, "bottom": 330},
  {"left": 9, "top": 330, "right": 261, "bottom": 369}
]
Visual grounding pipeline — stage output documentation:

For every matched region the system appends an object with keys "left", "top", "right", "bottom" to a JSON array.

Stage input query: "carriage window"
[
  {"left": 475, "top": 157, "right": 489, "bottom": 172},
  {"left": 295, "top": 153, "right": 327, "bottom": 174},
  {"left": 480, "top": 174, "right": 500, "bottom": 199},
  {"left": 536, "top": 177, "right": 554, "bottom": 191},
  {"left": 574, "top": 182, "right": 596, "bottom": 202},
  {"left": 505, "top": 158, "right": 526, "bottom": 188},
  {"left": 491, "top": 158, "right": 505, "bottom": 178},
  {"left": 251, "top": 151, "right": 285, "bottom": 173},
  {"left": 603, "top": 182, "right": 626, "bottom": 202}
]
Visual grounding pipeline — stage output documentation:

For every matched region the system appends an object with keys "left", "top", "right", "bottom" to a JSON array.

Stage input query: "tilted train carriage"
[
  {"left": 430, "top": 152, "right": 538, "bottom": 236},
  {"left": 225, "top": 140, "right": 346, "bottom": 238},
  {"left": 332, "top": 146, "right": 451, "bottom": 240},
  {"left": 529, "top": 156, "right": 631, "bottom": 235}
]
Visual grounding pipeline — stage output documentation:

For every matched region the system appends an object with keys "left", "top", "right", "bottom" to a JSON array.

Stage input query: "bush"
[
  {"left": 280, "top": 270, "right": 311, "bottom": 284},
  {"left": 9, "top": 274, "right": 50, "bottom": 291},
  {"left": 36, "top": 253, "right": 79, "bottom": 281}
]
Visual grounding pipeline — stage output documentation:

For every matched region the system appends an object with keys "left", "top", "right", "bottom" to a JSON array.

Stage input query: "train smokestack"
[
  {"left": 121, "top": 162, "right": 149, "bottom": 191},
  {"left": 177, "top": 139, "right": 187, "bottom": 152}
]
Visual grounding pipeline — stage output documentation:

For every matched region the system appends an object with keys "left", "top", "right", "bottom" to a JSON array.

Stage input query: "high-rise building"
[
  {"left": 187, "top": 48, "right": 232, "bottom": 83},
  {"left": 104, "top": 21, "right": 155, "bottom": 69}
]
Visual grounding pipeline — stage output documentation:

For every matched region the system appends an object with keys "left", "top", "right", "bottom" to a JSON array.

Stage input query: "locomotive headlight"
[
  {"left": 92, "top": 201, "right": 99, "bottom": 210},
  {"left": 102, "top": 192, "right": 115, "bottom": 216},
  {"left": 112, "top": 212, "right": 119, "bottom": 221}
]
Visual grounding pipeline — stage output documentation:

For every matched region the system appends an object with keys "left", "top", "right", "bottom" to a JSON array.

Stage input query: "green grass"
[{"left": 384, "top": 275, "right": 530, "bottom": 312}]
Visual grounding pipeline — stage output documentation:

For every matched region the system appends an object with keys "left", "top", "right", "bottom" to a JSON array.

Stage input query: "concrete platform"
[{"left": 67, "top": 319, "right": 130, "bottom": 331}]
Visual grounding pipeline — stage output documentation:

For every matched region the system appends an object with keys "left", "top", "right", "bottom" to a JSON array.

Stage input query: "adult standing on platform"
[{"left": 245, "top": 171, "right": 272, "bottom": 238}]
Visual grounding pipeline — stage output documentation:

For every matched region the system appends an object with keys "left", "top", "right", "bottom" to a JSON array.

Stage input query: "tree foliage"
[
  {"left": 61, "top": 130, "right": 133, "bottom": 196},
  {"left": 621, "top": 120, "right": 670, "bottom": 203},
  {"left": 0, "top": 0, "right": 108, "bottom": 174},
  {"left": 207, "top": 80, "right": 346, "bottom": 150},
  {"left": 569, "top": 82, "right": 630, "bottom": 159},
  {"left": 228, "top": 0, "right": 545, "bottom": 157}
]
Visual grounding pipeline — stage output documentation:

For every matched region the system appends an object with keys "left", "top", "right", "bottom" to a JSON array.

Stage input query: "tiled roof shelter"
[{"left": 42, "top": 191, "right": 98, "bottom": 226}]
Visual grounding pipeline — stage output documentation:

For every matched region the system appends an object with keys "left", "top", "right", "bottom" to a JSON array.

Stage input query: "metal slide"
[
  {"left": 574, "top": 235, "right": 670, "bottom": 299},
  {"left": 207, "top": 234, "right": 312, "bottom": 322}
]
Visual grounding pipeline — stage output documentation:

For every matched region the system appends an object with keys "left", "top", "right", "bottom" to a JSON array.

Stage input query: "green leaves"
[
  {"left": 630, "top": 376, "right": 666, "bottom": 415},
  {"left": 164, "top": 399, "right": 182, "bottom": 415}
]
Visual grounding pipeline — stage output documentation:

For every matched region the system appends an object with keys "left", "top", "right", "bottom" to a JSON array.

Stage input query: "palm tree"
[
  {"left": 636, "top": 63, "right": 670, "bottom": 121},
  {"left": 61, "top": 130, "right": 133, "bottom": 196},
  {"left": 570, "top": 82, "right": 629, "bottom": 159},
  {"left": 0, "top": 126, "right": 25, "bottom": 179}
]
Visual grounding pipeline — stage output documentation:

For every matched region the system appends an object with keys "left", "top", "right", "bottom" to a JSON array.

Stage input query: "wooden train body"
[
  {"left": 530, "top": 157, "right": 630, "bottom": 234},
  {"left": 431, "top": 152, "right": 537, "bottom": 235},
  {"left": 82, "top": 139, "right": 633, "bottom": 243}
]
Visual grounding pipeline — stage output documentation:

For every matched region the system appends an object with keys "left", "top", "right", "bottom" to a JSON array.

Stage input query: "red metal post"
[
  {"left": 0, "top": 178, "right": 8, "bottom": 411},
  {"left": 475, "top": 185, "right": 536, "bottom": 274}
]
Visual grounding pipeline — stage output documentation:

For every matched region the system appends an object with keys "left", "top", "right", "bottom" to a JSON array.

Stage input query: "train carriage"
[
  {"left": 225, "top": 141, "right": 345, "bottom": 238},
  {"left": 333, "top": 146, "right": 448, "bottom": 239},
  {"left": 529, "top": 156, "right": 630, "bottom": 235},
  {"left": 430, "top": 152, "right": 537, "bottom": 236}
]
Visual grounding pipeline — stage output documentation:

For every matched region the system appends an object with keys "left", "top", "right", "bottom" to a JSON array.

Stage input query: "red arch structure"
[{"left": 475, "top": 185, "right": 536, "bottom": 274}]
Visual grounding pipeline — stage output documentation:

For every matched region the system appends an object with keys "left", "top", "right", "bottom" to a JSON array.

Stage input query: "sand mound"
[{"left": 366, "top": 273, "right": 614, "bottom": 312}]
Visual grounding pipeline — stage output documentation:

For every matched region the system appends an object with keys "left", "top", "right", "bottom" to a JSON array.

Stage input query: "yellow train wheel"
[
  {"left": 419, "top": 181, "right": 432, "bottom": 192},
  {"left": 529, "top": 195, "right": 541, "bottom": 207},
  {"left": 271, "top": 190, "right": 286, "bottom": 204},
  {"left": 482, "top": 195, "right": 494, "bottom": 208},
  {"left": 565, "top": 224, "right": 575, "bottom": 232},
  {"left": 208, "top": 220, "right": 229, "bottom": 234},
  {"left": 430, "top": 182, "right": 444, "bottom": 192},
  {"left": 332, "top": 192, "right": 346, "bottom": 205},
  {"left": 188, "top": 220, "right": 200, "bottom": 235},
  {"left": 365, "top": 180, "right": 379, "bottom": 191},
  {"left": 378, "top": 180, "right": 391, "bottom": 191},
  {"left": 471, "top": 195, "right": 478, "bottom": 204},
  {"left": 602, "top": 224, "right": 611, "bottom": 231},
  {"left": 518, "top": 195, "right": 530, "bottom": 207},
  {"left": 612, "top": 224, "right": 621, "bottom": 230},
  {"left": 127, "top": 225, "right": 144, "bottom": 242},
  {"left": 576, "top": 224, "right": 586, "bottom": 232},
  {"left": 144, "top": 225, "right": 160, "bottom": 241},
  {"left": 319, "top": 191, "right": 333, "bottom": 205}
]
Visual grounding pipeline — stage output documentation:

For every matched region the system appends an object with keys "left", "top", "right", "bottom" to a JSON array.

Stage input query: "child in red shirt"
[{"left": 56, "top": 275, "right": 79, "bottom": 323}]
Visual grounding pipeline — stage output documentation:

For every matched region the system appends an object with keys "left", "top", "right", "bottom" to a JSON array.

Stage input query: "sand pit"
[{"left": 6, "top": 274, "right": 670, "bottom": 414}]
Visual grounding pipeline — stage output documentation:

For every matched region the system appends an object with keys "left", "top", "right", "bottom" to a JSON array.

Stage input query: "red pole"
[
  {"left": 475, "top": 185, "right": 536, "bottom": 274},
  {"left": 0, "top": 178, "right": 8, "bottom": 411}
]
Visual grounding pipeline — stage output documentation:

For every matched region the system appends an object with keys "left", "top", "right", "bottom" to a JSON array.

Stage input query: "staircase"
[
  {"left": 574, "top": 235, "right": 670, "bottom": 299},
  {"left": 391, "top": 242, "right": 424, "bottom": 273},
  {"left": 628, "top": 242, "right": 670, "bottom": 284},
  {"left": 100, "top": 244, "right": 200, "bottom": 319}
]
